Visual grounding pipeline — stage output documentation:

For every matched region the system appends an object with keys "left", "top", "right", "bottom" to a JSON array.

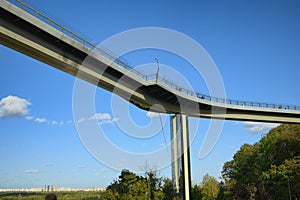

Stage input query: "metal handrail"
[
  {"left": 8, "top": 0, "right": 300, "bottom": 111},
  {"left": 12, "top": 0, "right": 144, "bottom": 79}
]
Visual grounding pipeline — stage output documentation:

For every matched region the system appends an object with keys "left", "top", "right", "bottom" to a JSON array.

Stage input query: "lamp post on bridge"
[{"left": 155, "top": 57, "right": 160, "bottom": 83}]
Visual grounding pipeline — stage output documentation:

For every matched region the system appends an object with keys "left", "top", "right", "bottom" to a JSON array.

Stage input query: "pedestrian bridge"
[{"left": 1, "top": 0, "right": 300, "bottom": 123}]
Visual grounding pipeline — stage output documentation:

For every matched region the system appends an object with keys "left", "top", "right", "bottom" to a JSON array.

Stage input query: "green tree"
[
  {"left": 107, "top": 169, "right": 149, "bottom": 199},
  {"left": 161, "top": 178, "right": 173, "bottom": 200},
  {"left": 101, "top": 189, "right": 118, "bottom": 200},
  {"left": 222, "top": 124, "right": 300, "bottom": 199},
  {"left": 222, "top": 143, "right": 259, "bottom": 198},
  {"left": 106, "top": 169, "right": 166, "bottom": 200},
  {"left": 191, "top": 184, "right": 202, "bottom": 200},
  {"left": 258, "top": 124, "right": 300, "bottom": 199},
  {"left": 216, "top": 181, "right": 224, "bottom": 200},
  {"left": 145, "top": 170, "right": 164, "bottom": 199},
  {"left": 201, "top": 174, "right": 219, "bottom": 200}
]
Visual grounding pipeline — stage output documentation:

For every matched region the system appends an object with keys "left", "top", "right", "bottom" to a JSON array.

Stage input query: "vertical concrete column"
[
  {"left": 170, "top": 114, "right": 191, "bottom": 200},
  {"left": 171, "top": 115, "right": 180, "bottom": 196}
]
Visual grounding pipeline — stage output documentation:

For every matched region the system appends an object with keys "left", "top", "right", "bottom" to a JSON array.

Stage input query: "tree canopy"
[{"left": 222, "top": 124, "right": 300, "bottom": 199}]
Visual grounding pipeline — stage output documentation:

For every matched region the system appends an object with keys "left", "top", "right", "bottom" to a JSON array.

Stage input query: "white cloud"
[
  {"left": 52, "top": 120, "right": 64, "bottom": 125},
  {"left": 33, "top": 118, "right": 70, "bottom": 125},
  {"left": 90, "top": 113, "right": 111, "bottom": 121},
  {"left": 25, "top": 116, "right": 34, "bottom": 120},
  {"left": 0, "top": 95, "right": 72, "bottom": 126},
  {"left": 25, "top": 169, "right": 39, "bottom": 173},
  {"left": 99, "top": 117, "right": 119, "bottom": 125},
  {"left": 0, "top": 95, "right": 31, "bottom": 118},
  {"left": 51, "top": 120, "right": 58, "bottom": 125},
  {"left": 146, "top": 111, "right": 161, "bottom": 118},
  {"left": 77, "top": 117, "right": 86, "bottom": 124},
  {"left": 34, "top": 117, "right": 47, "bottom": 123},
  {"left": 89, "top": 113, "right": 118, "bottom": 125},
  {"left": 243, "top": 122, "right": 279, "bottom": 133}
]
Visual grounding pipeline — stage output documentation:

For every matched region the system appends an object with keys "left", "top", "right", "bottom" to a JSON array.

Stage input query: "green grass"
[{"left": 0, "top": 191, "right": 104, "bottom": 200}]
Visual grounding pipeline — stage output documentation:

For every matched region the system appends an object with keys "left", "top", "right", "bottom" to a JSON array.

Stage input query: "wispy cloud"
[
  {"left": 34, "top": 117, "right": 47, "bottom": 123},
  {"left": 30, "top": 116, "right": 71, "bottom": 126},
  {"left": 25, "top": 116, "right": 34, "bottom": 120},
  {"left": 76, "top": 117, "right": 85, "bottom": 124},
  {"left": 25, "top": 169, "right": 39, "bottom": 173},
  {"left": 243, "top": 122, "right": 279, "bottom": 133},
  {"left": 98, "top": 119, "right": 119, "bottom": 125},
  {"left": 51, "top": 120, "right": 70, "bottom": 125},
  {"left": 0, "top": 95, "right": 31, "bottom": 118},
  {"left": 88, "top": 113, "right": 119, "bottom": 125},
  {"left": 90, "top": 113, "right": 111, "bottom": 121},
  {"left": 0, "top": 95, "right": 72, "bottom": 126},
  {"left": 0, "top": 96, "right": 115, "bottom": 126},
  {"left": 51, "top": 120, "right": 59, "bottom": 125}
]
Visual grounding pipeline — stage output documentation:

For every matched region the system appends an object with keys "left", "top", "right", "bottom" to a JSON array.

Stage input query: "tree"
[
  {"left": 201, "top": 174, "right": 219, "bottom": 200},
  {"left": 101, "top": 189, "right": 118, "bottom": 200},
  {"left": 258, "top": 124, "right": 300, "bottom": 199},
  {"left": 222, "top": 124, "right": 300, "bottom": 199},
  {"left": 106, "top": 169, "right": 149, "bottom": 199},
  {"left": 145, "top": 170, "right": 164, "bottom": 200},
  {"left": 191, "top": 184, "right": 202, "bottom": 200},
  {"left": 161, "top": 178, "right": 173, "bottom": 200},
  {"left": 216, "top": 181, "right": 224, "bottom": 200},
  {"left": 106, "top": 169, "right": 165, "bottom": 200}
]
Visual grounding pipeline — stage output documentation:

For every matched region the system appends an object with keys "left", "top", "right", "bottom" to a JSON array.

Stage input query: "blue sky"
[{"left": 1, "top": 0, "right": 300, "bottom": 188}]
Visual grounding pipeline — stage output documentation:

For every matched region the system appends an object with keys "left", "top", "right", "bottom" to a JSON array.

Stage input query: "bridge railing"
[
  {"left": 11, "top": 0, "right": 145, "bottom": 79},
  {"left": 157, "top": 76, "right": 300, "bottom": 110},
  {"left": 9, "top": 0, "right": 300, "bottom": 111}
]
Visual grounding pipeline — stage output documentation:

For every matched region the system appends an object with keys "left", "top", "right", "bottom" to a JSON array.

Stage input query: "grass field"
[{"left": 0, "top": 191, "right": 104, "bottom": 200}]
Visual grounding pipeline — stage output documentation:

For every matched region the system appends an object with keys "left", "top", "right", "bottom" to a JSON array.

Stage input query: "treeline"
[
  {"left": 101, "top": 169, "right": 220, "bottom": 200},
  {"left": 221, "top": 124, "right": 300, "bottom": 199},
  {"left": 101, "top": 124, "right": 300, "bottom": 199}
]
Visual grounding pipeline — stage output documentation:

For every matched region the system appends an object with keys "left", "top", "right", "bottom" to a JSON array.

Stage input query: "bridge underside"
[{"left": 1, "top": 1, "right": 300, "bottom": 124}]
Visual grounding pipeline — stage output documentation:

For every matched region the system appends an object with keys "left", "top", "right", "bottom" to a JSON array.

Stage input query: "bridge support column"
[{"left": 170, "top": 114, "right": 191, "bottom": 200}]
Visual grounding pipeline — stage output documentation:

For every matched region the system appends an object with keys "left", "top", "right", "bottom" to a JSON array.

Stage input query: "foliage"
[
  {"left": 200, "top": 173, "right": 219, "bottom": 200},
  {"left": 106, "top": 169, "right": 164, "bottom": 200},
  {"left": 161, "top": 178, "right": 173, "bottom": 200},
  {"left": 105, "top": 170, "right": 221, "bottom": 200},
  {"left": 222, "top": 124, "right": 300, "bottom": 199},
  {"left": 191, "top": 184, "right": 202, "bottom": 200}
]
